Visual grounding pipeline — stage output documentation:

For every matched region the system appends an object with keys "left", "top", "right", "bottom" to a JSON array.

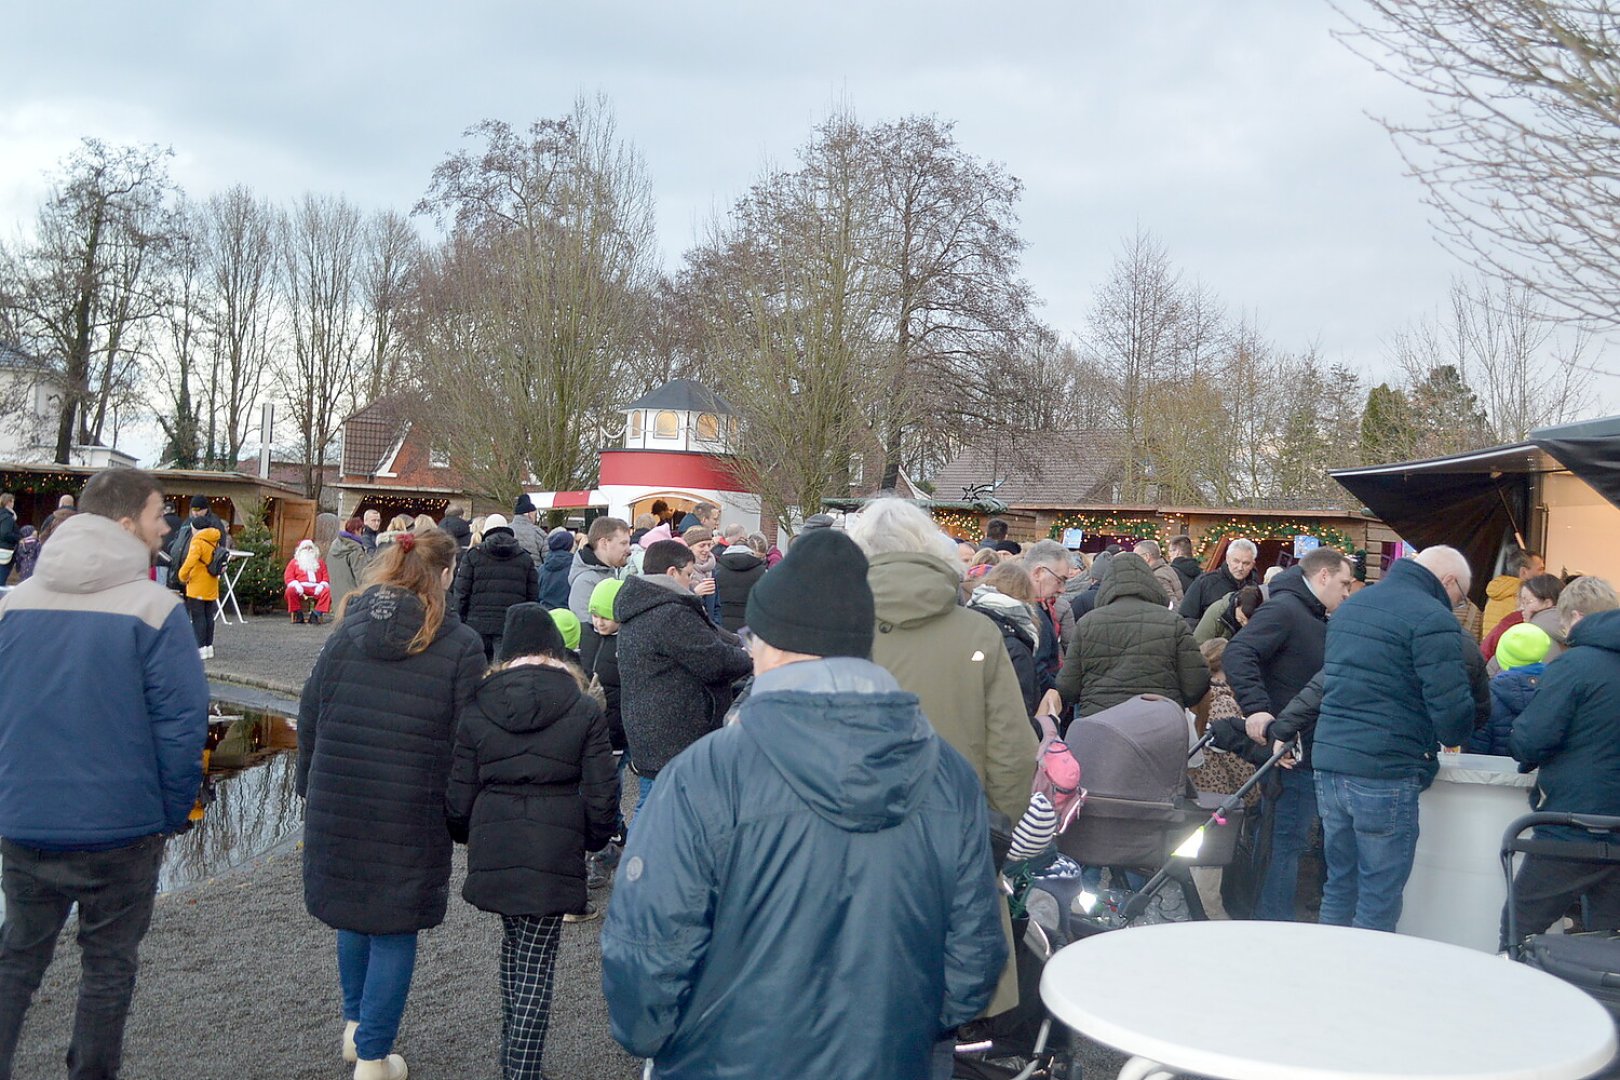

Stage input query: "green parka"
[{"left": 1057, "top": 553, "right": 1210, "bottom": 717}]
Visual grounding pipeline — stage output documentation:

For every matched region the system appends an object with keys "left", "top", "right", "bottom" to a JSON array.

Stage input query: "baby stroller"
[
  {"left": 952, "top": 698, "right": 1290, "bottom": 1079},
  {"left": 1502, "top": 812, "right": 1620, "bottom": 1022}
]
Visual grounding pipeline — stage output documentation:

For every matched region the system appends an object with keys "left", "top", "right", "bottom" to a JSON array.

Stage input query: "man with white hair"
[
  {"left": 1179, "top": 538, "right": 1259, "bottom": 627},
  {"left": 283, "top": 538, "right": 332, "bottom": 625},
  {"left": 1310, "top": 545, "right": 1476, "bottom": 932},
  {"left": 1022, "top": 540, "right": 1077, "bottom": 704}
]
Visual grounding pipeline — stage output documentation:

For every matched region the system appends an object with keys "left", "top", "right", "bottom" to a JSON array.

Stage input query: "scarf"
[{"left": 969, "top": 584, "right": 1040, "bottom": 647}]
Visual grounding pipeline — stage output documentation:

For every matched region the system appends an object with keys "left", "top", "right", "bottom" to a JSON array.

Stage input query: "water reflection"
[
  {"left": 159, "top": 708, "right": 302, "bottom": 893},
  {"left": 0, "top": 705, "right": 302, "bottom": 917}
]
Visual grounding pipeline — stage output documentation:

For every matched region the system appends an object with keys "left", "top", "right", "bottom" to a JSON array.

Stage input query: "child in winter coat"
[
  {"left": 1468, "top": 622, "right": 1551, "bottom": 756},
  {"left": 447, "top": 617, "right": 617, "bottom": 1080}
]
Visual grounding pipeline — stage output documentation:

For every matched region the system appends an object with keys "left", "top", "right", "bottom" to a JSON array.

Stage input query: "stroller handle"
[{"left": 1500, "top": 812, "right": 1620, "bottom": 959}]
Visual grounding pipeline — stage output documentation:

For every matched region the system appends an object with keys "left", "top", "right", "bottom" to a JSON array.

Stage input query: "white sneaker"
[
  {"left": 354, "top": 1054, "right": 407, "bottom": 1080},
  {"left": 343, "top": 1020, "right": 358, "bottom": 1064},
  {"left": 199, "top": 647, "right": 208, "bottom": 661},
  {"left": 204, "top": 645, "right": 215, "bottom": 659}
]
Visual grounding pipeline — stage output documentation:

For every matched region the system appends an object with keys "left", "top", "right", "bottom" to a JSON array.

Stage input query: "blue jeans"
[
  {"left": 337, "top": 930, "right": 418, "bottom": 1061},
  {"left": 1254, "top": 766, "right": 1317, "bottom": 921},
  {"left": 634, "top": 775, "right": 654, "bottom": 820},
  {"left": 1314, "top": 771, "right": 1421, "bottom": 932}
]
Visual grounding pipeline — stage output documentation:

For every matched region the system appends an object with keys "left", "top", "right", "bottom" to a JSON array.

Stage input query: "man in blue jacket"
[
  {"left": 0, "top": 468, "right": 209, "bottom": 1079},
  {"left": 1311, "top": 546, "right": 1476, "bottom": 932},
  {"left": 601, "top": 529, "right": 1006, "bottom": 1080},
  {"left": 1227, "top": 546, "right": 1354, "bottom": 921}
]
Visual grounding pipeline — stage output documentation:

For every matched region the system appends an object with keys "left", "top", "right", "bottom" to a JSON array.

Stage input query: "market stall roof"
[{"left": 1330, "top": 414, "right": 1620, "bottom": 602}]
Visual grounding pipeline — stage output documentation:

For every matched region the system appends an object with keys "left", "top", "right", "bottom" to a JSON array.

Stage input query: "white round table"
[{"left": 1040, "top": 920, "right": 1616, "bottom": 1080}]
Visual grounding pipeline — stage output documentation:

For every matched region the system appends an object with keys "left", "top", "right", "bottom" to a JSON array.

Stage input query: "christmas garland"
[
  {"left": 1196, "top": 518, "right": 1358, "bottom": 558},
  {"left": 1046, "top": 513, "right": 1162, "bottom": 543},
  {"left": 929, "top": 507, "right": 983, "bottom": 538}
]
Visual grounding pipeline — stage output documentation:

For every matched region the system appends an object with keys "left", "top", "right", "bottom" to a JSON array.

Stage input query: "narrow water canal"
[{"left": 0, "top": 702, "right": 301, "bottom": 917}]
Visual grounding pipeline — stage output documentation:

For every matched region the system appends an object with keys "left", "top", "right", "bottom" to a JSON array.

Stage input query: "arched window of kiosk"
[
  {"left": 653, "top": 410, "right": 680, "bottom": 439},
  {"left": 628, "top": 411, "right": 643, "bottom": 439},
  {"left": 695, "top": 413, "right": 720, "bottom": 440}
]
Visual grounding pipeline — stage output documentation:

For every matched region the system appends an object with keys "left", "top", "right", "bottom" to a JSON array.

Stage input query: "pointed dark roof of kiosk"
[{"left": 624, "top": 379, "right": 734, "bottom": 416}]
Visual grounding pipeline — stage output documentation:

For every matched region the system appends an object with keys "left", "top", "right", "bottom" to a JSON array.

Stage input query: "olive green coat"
[
  {"left": 1058, "top": 553, "right": 1210, "bottom": 717},
  {"left": 867, "top": 550, "right": 1036, "bottom": 1020}
]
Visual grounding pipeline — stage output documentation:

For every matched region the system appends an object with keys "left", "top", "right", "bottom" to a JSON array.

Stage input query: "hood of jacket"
[
  {"left": 1530, "top": 605, "right": 1567, "bottom": 645},
  {"left": 1268, "top": 565, "right": 1328, "bottom": 621},
  {"left": 1570, "top": 608, "right": 1620, "bottom": 654},
  {"left": 473, "top": 663, "right": 590, "bottom": 735},
  {"left": 33, "top": 513, "right": 154, "bottom": 595},
  {"left": 717, "top": 547, "right": 764, "bottom": 572},
  {"left": 613, "top": 572, "right": 700, "bottom": 623},
  {"left": 968, "top": 585, "right": 1038, "bottom": 646},
  {"left": 742, "top": 657, "right": 939, "bottom": 833},
  {"left": 1486, "top": 574, "right": 1522, "bottom": 605},
  {"left": 868, "top": 552, "right": 962, "bottom": 629},
  {"left": 480, "top": 531, "right": 522, "bottom": 560},
  {"left": 336, "top": 585, "right": 453, "bottom": 661},
  {"left": 569, "top": 545, "right": 610, "bottom": 585},
  {"left": 541, "top": 547, "right": 573, "bottom": 573},
  {"left": 1097, "top": 552, "right": 1168, "bottom": 608}
]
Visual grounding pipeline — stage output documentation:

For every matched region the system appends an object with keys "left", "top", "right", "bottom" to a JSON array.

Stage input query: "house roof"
[
  {"left": 624, "top": 379, "right": 735, "bottom": 416},
  {"left": 341, "top": 397, "right": 412, "bottom": 478},
  {"left": 932, "top": 432, "right": 1126, "bottom": 507}
]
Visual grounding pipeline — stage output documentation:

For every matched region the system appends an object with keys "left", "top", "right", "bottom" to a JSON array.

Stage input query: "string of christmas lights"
[
  {"left": 1045, "top": 514, "right": 1163, "bottom": 544},
  {"left": 1195, "top": 518, "right": 1358, "bottom": 558}
]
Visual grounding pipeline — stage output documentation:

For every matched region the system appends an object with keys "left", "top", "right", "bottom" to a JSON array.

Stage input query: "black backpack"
[
  {"left": 206, "top": 541, "right": 230, "bottom": 578},
  {"left": 164, "top": 524, "right": 192, "bottom": 590}
]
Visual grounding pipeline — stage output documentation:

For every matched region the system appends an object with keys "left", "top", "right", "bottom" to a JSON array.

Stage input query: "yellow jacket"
[
  {"left": 1482, "top": 574, "right": 1521, "bottom": 637},
  {"left": 179, "top": 527, "right": 222, "bottom": 602}
]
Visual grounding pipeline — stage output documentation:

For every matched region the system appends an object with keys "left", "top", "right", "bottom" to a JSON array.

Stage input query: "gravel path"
[{"left": 6, "top": 615, "right": 1136, "bottom": 1078}]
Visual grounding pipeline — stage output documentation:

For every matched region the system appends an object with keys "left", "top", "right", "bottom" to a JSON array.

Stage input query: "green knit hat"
[
  {"left": 589, "top": 577, "right": 624, "bottom": 621},
  {"left": 548, "top": 608, "right": 581, "bottom": 651},
  {"left": 1497, "top": 623, "right": 1551, "bottom": 670}
]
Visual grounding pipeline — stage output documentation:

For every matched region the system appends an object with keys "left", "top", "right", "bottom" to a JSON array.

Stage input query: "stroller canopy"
[{"left": 1065, "top": 695, "right": 1189, "bottom": 807}]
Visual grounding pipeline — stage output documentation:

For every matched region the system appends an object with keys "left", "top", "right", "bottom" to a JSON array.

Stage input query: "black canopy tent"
[{"left": 1330, "top": 416, "right": 1620, "bottom": 605}]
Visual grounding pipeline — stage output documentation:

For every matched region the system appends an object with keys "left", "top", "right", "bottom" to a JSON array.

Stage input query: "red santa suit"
[{"left": 284, "top": 541, "right": 332, "bottom": 614}]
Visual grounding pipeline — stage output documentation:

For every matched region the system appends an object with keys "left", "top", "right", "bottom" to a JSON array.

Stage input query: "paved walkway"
[{"left": 11, "top": 614, "right": 1129, "bottom": 1078}]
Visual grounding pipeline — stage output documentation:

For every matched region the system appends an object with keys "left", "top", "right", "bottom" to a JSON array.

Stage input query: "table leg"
[{"left": 1117, "top": 1057, "right": 1177, "bottom": 1080}]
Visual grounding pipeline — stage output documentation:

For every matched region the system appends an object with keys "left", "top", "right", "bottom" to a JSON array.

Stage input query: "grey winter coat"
[
  {"left": 326, "top": 533, "right": 369, "bottom": 612},
  {"left": 511, "top": 514, "right": 546, "bottom": 564},
  {"left": 1058, "top": 553, "right": 1210, "bottom": 718},
  {"left": 567, "top": 545, "right": 618, "bottom": 623},
  {"left": 614, "top": 574, "right": 753, "bottom": 776}
]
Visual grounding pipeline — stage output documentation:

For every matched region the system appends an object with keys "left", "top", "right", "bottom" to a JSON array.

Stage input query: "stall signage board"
[
  {"left": 1292, "top": 535, "right": 1320, "bottom": 558},
  {"left": 1062, "top": 528, "right": 1085, "bottom": 549}
]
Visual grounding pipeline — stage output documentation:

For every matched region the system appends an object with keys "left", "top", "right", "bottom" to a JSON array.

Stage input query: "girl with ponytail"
[{"left": 297, "top": 525, "right": 485, "bottom": 1080}]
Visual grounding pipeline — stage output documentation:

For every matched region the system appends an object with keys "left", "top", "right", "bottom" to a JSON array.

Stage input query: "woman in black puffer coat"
[
  {"left": 297, "top": 528, "right": 486, "bottom": 1077},
  {"left": 446, "top": 654, "right": 617, "bottom": 1078},
  {"left": 454, "top": 517, "right": 539, "bottom": 660},
  {"left": 713, "top": 540, "right": 768, "bottom": 632}
]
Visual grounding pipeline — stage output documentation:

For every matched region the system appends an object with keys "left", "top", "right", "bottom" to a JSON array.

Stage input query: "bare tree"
[
  {"left": 1, "top": 139, "right": 175, "bottom": 462},
  {"left": 356, "top": 209, "right": 418, "bottom": 405},
  {"left": 1337, "top": 1, "right": 1620, "bottom": 328},
  {"left": 276, "top": 193, "right": 366, "bottom": 506},
  {"left": 412, "top": 96, "right": 658, "bottom": 503},
  {"left": 153, "top": 197, "right": 208, "bottom": 466},
  {"left": 199, "top": 185, "right": 278, "bottom": 469},
  {"left": 684, "top": 132, "right": 890, "bottom": 530}
]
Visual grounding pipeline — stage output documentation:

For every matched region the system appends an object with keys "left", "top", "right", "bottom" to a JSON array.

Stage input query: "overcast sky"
[{"left": 3, "top": 0, "right": 1612, "bottom": 455}]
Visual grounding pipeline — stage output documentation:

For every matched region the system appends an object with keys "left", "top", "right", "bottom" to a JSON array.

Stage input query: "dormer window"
[
  {"left": 629, "top": 411, "right": 643, "bottom": 440},
  {"left": 653, "top": 411, "right": 680, "bottom": 439},
  {"left": 696, "top": 413, "right": 719, "bottom": 440}
]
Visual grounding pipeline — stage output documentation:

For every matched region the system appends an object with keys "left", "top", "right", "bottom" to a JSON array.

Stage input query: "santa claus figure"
[{"left": 284, "top": 539, "right": 332, "bottom": 624}]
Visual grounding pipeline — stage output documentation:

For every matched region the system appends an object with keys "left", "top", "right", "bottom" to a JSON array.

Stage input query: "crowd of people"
[{"left": 2, "top": 472, "right": 1619, "bottom": 1080}]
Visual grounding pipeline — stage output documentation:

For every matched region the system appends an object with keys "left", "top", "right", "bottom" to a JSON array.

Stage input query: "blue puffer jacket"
[
  {"left": 1312, "top": 558, "right": 1475, "bottom": 786},
  {"left": 1465, "top": 664, "right": 1544, "bottom": 757},
  {"left": 601, "top": 658, "right": 1006, "bottom": 1080},
  {"left": 0, "top": 514, "right": 209, "bottom": 849},
  {"left": 537, "top": 546, "right": 573, "bottom": 610},
  {"left": 1511, "top": 610, "right": 1620, "bottom": 841}
]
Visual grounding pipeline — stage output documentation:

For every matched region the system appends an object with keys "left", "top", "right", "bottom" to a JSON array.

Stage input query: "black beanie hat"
[
  {"left": 498, "top": 602, "right": 569, "bottom": 662},
  {"left": 189, "top": 495, "right": 210, "bottom": 510},
  {"left": 513, "top": 493, "right": 537, "bottom": 515},
  {"left": 745, "top": 529, "right": 874, "bottom": 658}
]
